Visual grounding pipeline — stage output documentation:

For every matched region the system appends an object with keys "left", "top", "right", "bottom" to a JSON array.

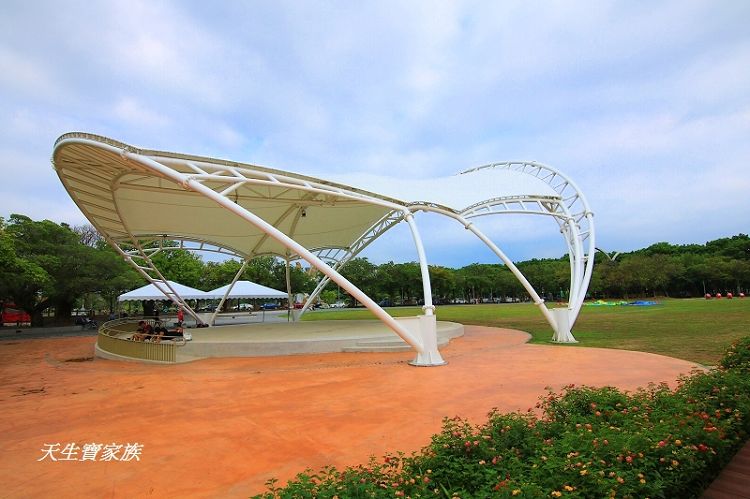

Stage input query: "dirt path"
[{"left": 0, "top": 326, "right": 700, "bottom": 498}]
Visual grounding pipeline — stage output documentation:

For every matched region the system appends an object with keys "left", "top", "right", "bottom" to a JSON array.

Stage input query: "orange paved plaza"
[{"left": 0, "top": 325, "right": 701, "bottom": 498}]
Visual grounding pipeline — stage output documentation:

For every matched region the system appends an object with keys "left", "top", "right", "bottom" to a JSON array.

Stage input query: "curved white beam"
[
  {"left": 298, "top": 211, "right": 405, "bottom": 317},
  {"left": 404, "top": 212, "right": 434, "bottom": 315},
  {"left": 123, "top": 237, "right": 244, "bottom": 259},
  {"left": 463, "top": 220, "right": 557, "bottom": 329},
  {"left": 120, "top": 149, "right": 443, "bottom": 362},
  {"left": 416, "top": 204, "right": 576, "bottom": 341}
]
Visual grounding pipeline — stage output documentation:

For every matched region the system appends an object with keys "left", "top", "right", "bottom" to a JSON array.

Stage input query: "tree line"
[{"left": 1, "top": 213, "right": 748, "bottom": 326}]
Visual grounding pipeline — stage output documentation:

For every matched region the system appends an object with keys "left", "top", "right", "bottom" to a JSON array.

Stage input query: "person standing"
[{"left": 177, "top": 306, "right": 184, "bottom": 325}]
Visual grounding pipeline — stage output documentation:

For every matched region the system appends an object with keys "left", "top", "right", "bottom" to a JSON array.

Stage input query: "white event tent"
[
  {"left": 203, "top": 280, "right": 288, "bottom": 325},
  {"left": 205, "top": 281, "right": 287, "bottom": 300},
  {"left": 54, "top": 132, "right": 595, "bottom": 367},
  {"left": 118, "top": 280, "right": 208, "bottom": 302}
]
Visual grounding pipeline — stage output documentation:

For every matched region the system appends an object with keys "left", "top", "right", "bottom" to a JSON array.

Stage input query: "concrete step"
[
  {"left": 342, "top": 345, "right": 413, "bottom": 352},
  {"left": 345, "top": 336, "right": 460, "bottom": 352},
  {"left": 355, "top": 339, "right": 408, "bottom": 347}
]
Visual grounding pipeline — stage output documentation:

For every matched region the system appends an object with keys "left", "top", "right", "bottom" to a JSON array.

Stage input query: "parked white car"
[{"left": 330, "top": 302, "right": 347, "bottom": 308}]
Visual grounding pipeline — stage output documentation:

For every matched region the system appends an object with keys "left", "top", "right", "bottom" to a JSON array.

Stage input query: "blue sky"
[{"left": 1, "top": 1, "right": 748, "bottom": 267}]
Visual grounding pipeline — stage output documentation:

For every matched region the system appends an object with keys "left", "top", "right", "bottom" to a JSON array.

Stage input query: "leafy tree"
[
  {"left": 203, "top": 259, "right": 245, "bottom": 290},
  {"left": 244, "top": 256, "right": 278, "bottom": 288},
  {"left": 457, "top": 263, "right": 495, "bottom": 302},
  {"left": 0, "top": 217, "right": 50, "bottom": 318},
  {"left": 320, "top": 289, "right": 338, "bottom": 305},
  {"left": 149, "top": 248, "right": 204, "bottom": 288},
  {"left": 2, "top": 215, "right": 99, "bottom": 325},
  {"left": 429, "top": 265, "right": 455, "bottom": 303},
  {"left": 374, "top": 261, "right": 400, "bottom": 302},
  {"left": 4, "top": 212, "right": 749, "bottom": 325},
  {"left": 706, "top": 234, "right": 750, "bottom": 260},
  {"left": 269, "top": 259, "right": 316, "bottom": 296},
  {"left": 90, "top": 244, "right": 141, "bottom": 312},
  {"left": 340, "top": 257, "right": 378, "bottom": 305},
  {"left": 393, "top": 262, "right": 423, "bottom": 304}
]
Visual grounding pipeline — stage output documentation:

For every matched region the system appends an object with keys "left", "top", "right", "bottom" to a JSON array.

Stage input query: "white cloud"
[
  {"left": 0, "top": 46, "right": 60, "bottom": 101},
  {"left": 209, "top": 123, "right": 246, "bottom": 149},
  {"left": 0, "top": 0, "right": 749, "bottom": 266},
  {"left": 113, "top": 97, "right": 171, "bottom": 127}
]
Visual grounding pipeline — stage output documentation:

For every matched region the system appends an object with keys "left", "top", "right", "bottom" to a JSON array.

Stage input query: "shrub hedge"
[{"left": 254, "top": 338, "right": 750, "bottom": 498}]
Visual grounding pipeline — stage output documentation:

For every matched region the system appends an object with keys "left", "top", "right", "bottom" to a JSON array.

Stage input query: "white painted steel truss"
[
  {"left": 462, "top": 161, "right": 595, "bottom": 328},
  {"left": 120, "top": 238, "right": 248, "bottom": 326},
  {"left": 54, "top": 133, "right": 595, "bottom": 365},
  {"left": 113, "top": 239, "right": 204, "bottom": 324}
]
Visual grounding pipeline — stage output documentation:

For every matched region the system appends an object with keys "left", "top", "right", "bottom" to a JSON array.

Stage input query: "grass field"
[{"left": 303, "top": 298, "right": 750, "bottom": 365}]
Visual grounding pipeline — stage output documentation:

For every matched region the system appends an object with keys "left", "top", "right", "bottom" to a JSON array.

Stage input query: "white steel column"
[
  {"left": 570, "top": 212, "right": 595, "bottom": 323},
  {"left": 403, "top": 210, "right": 445, "bottom": 366},
  {"left": 403, "top": 211, "right": 435, "bottom": 315},
  {"left": 299, "top": 274, "right": 331, "bottom": 315},
  {"left": 285, "top": 254, "right": 293, "bottom": 322},
  {"left": 209, "top": 259, "right": 248, "bottom": 326}
]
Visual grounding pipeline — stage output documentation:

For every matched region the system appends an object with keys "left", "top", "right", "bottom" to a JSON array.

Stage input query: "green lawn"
[{"left": 302, "top": 298, "right": 750, "bottom": 365}]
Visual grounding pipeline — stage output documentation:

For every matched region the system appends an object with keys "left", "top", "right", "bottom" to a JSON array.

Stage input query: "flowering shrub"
[
  {"left": 719, "top": 336, "right": 750, "bottom": 371},
  {"left": 254, "top": 338, "right": 750, "bottom": 498}
]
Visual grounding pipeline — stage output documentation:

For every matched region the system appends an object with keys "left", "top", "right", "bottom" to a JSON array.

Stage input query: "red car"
[{"left": 1, "top": 304, "right": 31, "bottom": 325}]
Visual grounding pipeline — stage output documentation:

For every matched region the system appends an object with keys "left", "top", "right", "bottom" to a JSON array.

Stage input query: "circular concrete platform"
[
  {"left": 176, "top": 320, "right": 464, "bottom": 362},
  {"left": 93, "top": 319, "right": 465, "bottom": 363}
]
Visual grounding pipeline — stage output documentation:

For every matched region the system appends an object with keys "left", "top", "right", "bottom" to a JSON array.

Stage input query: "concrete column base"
[
  {"left": 406, "top": 315, "right": 447, "bottom": 366},
  {"left": 551, "top": 307, "right": 578, "bottom": 343}
]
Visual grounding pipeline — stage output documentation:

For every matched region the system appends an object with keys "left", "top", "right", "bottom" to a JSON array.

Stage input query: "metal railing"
[{"left": 97, "top": 317, "right": 183, "bottom": 363}]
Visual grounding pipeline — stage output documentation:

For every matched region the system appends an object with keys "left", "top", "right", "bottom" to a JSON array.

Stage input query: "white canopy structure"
[
  {"left": 118, "top": 280, "right": 208, "bottom": 302},
  {"left": 202, "top": 280, "right": 287, "bottom": 325},
  {"left": 205, "top": 281, "right": 287, "bottom": 299},
  {"left": 53, "top": 132, "right": 595, "bottom": 367}
]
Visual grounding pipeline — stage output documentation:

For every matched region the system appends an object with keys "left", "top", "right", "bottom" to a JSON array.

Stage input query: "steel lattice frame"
[
  {"left": 298, "top": 163, "right": 595, "bottom": 342},
  {"left": 54, "top": 133, "right": 595, "bottom": 366},
  {"left": 461, "top": 161, "right": 595, "bottom": 328}
]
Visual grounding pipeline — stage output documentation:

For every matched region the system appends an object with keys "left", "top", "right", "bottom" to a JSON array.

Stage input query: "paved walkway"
[
  {"left": 0, "top": 325, "right": 702, "bottom": 498},
  {"left": 0, "top": 325, "right": 97, "bottom": 340},
  {"left": 702, "top": 440, "right": 750, "bottom": 498}
]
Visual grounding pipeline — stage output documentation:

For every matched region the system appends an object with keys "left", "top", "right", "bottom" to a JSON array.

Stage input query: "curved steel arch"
[
  {"left": 460, "top": 161, "right": 595, "bottom": 324},
  {"left": 459, "top": 163, "right": 595, "bottom": 332},
  {"left": 302, "top": 165, "right": 594, "bottom": 342}
]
